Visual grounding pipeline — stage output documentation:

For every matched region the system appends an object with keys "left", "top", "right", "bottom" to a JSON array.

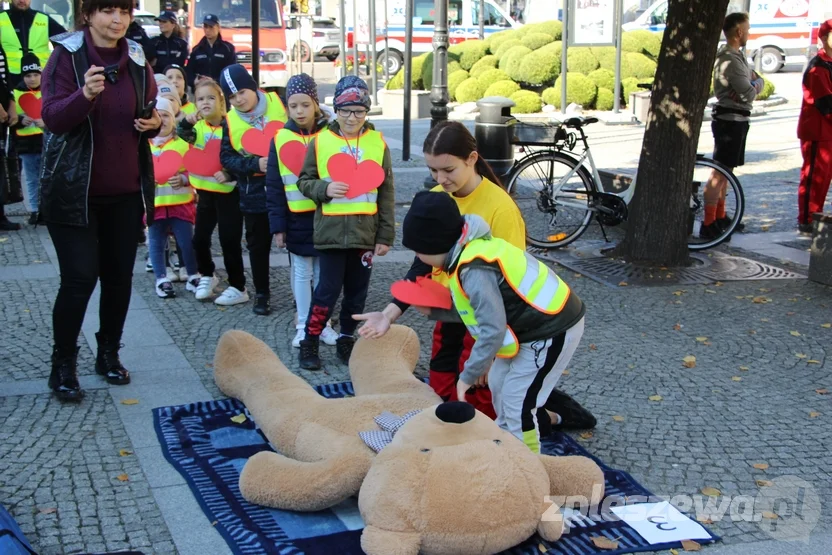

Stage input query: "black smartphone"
[{"left": 140, "top": 99, "right": 157, "bottom": 120}]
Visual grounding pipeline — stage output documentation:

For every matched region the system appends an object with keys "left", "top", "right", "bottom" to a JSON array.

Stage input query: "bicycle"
[{"left": 503, "top": 116, "right": 745, "bottom": 251}]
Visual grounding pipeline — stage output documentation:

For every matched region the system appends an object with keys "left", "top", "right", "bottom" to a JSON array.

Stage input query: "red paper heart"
[
  {"left": 19, "top": 93, "right": 42, "bottom": 119},
  {"left": 390, "top": 278, "right": 452, "bottom": 310},
  {"left": 241, "top": 120, "right": 285, "bottom": 157},
  {"left": 278, "top": 141, "right": 308, "bottom": 176},
  {"left": 183, "top": 140, "right": 222, "bottom": 176},
  {"left": 326, "top": 153, "right": 385, "bottom": 199},
  {"left": 153, "top": 150, "right": 185, "bottom": 184}
]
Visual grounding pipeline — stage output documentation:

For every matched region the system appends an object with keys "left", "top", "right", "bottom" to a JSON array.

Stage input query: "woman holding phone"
[{"left": 41, "top": 0, "right": 161, "bottom": 402}]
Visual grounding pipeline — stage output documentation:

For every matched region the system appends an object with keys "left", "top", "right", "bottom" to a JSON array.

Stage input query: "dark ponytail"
[{"left": 423, "top": 121, "right": 505, "bottom": 189}]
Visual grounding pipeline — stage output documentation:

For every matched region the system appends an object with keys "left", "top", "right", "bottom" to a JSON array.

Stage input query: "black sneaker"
[
  {"left": 253, "top": 294, "right": 272, "bottom": 316},
  {"left": 699, "top": 222, "right": 723, "bottom": 241},
  {"left": 544, "top": 390, "right": 597, "bottom": 430},
  {"left": 49, "top": 347, "right": 84, "bottom": 402},
  {"left": 299, "top": 338, "right": 321, "bottom": 370},
  {"left": 798, "top": 222, "right": 814, "bottom": 235},
  {"left": 27, "top": 212, "right": 38, "bottom": 226},
  {"left": 0, "top": 218, "right": 21, "bottom": 231},
  {"left": 717, "top": 217, "right": 744, "bottom": 233},
  {"left": 335, "top": 335, "right": 355, "bottom": 365}
]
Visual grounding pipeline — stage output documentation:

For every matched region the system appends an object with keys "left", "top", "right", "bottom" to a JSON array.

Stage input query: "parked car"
[
  {"left": 285, "top": 16, "right": 341, "bottom": 62},
  {"left": 134, "top": 9, "right": 161, "bottom": 38}
]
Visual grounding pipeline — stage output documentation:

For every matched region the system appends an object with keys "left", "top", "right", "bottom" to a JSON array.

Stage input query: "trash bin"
[
  {"left": 630, "top": 90, "right": 651, "bottom": 123},
  {"left": 475, "top": 96, "right": 517, "bottom": 179},
  {"left": 808, "top": 212, "right": 832, "bottom": 286}
]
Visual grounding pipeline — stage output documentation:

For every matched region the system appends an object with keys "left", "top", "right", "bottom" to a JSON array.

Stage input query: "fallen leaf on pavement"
[
  {"left": 695, "top": 515, "right": 713, "bottom": 524},
  {"left": 735, "top": 296, "right": 745, "bottom": 300},
  {"left": 589, "top": 344, "right": 597, "bottom": 351},
  {"left": 759, "top": 288, "right": 771, "bottom": 292},
  {"left": 0, "top": 238, "right": 7, "bottom": 243},
  {"left": 683, "top": 355, "right": 696, "bottom": 368},
  {"left": 673, "top": 290, "right": 685, "bottom": 296},
  {"left": 756, "top": 480, "right": 773, "bottom": 487},
  {"left": 705, "top": 289, "right": 716, "bottom": 294},
  {"left": 211, "top": 520, "right": 218, "bottom": 526},
  {"left": 670, "top": 550, "right": 679, "bottom": 555},
  {"left": 700, "top": 486, "right": 721, "bottom": 497},
  {"left": 760, "top": 225, "right": 770, "bottom": 232},
  {"left": 120, "top": 399, "right": 139, "bottom": 405},
  {"left": 790, "top": 331, "right": 802, "bottom": 337},
  {"left": 795, "top": 353, "right": 808, "bottom": 359},
  {"left": 761, "top": 318, "right": 769, "bottom": 322},
  {"left": 753, "top": 463, "right": 769, "bottom": 470},
  {"left": 739, "top": 366, "right": 749, "bottom": 371},
  {"left": 786, "top": 311, "right": 795, "bottom": 316},
  {"left": 118, "top": 449, "right": 132, "bottom": 457},
  {"left": 561, "top": 369, "right": 570, "bottom": 376},
  {"left": 591, "top": 537, "right": 619, "bottom": 550},
  {"left": 807, "top": 360, "right": 821, "bottom": 364},
  {"left": 538, "top": 543, "right": 548, "bottom": 553},
  {"left": 696, "top": 337, "right": 708, "bottom": 342},
  {"left": 822, "top": 323, "right": 831, "bottom": 328},
  {"left": 38, "top": 507, "right": 57, "bottom": 515},
  {"left": 715, "top": 281, "right": 723, "bottom": 286},
  {"left": 809, "top": 411, "right": 821, "bottom": 418},
  {"left": 732, "top": 377, "right": 742, "bottom": 382},
  {"left": 116, "top": 474, "right": 129, "bottom": 482},
  {"left": 761, "top": 511, "right": 778, "bottom": 520},
  {"left": 816, "top": 389, "right": 829, "bottom": 395},
  {"left": 681, "top": 539, "right": 702, "bottom": 551},
  {"left": 612, "top": 415, "right": 625, "bottom": 422},
  {"left": 580, "top": 432, "right": 594, "bottom": 439},
  {"left": 648, "top": 395, "right": 663, "bottom": 401},
  {"left": 618, "top": 281, "right": 628, "bottom": 287},
  {"left": 752, "top": 297, "right": 771, "bottom": 304},
  {"left": 230, "top": 413, "right": 247, "bottom": 424},
  {"left": 674, "top": 323, "right": 682, "bottom": 331}
]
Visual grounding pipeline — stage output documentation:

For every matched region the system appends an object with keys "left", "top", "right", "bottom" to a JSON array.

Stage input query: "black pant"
[
  {"left": 243, "top": 212, "right": 272, "bottom": 296},
  {"left": 305, "top": 248, "right": 373, "bottom": 337},
  {"left": 48, "top": 193, "right": 143, "bottom": 354},
  {"left": 192, "top": 189, "right": 245, "bottom": 291}
]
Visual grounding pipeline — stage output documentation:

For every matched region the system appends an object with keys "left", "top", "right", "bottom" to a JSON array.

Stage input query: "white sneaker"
[
  {"left": 185, "top": 275, "right": 201, "bottom": 294},
  {"left": 195, "top": 275, "right": 219, "bottom": 301},
  {"left": 292, "top": 328, "right": 306, "bottom": 348},
  {"left": 215, "top": 286, "right": 249, "bottom": 306},
  {"left": 179, "top": 267, "right": 189, "bottom": 282},
  {"left": 166, "top": 267, "right": 179, "bottom": 282},
  {"left": 155, "top": 278, "right": 176, "bottom": 299},
  {"left": 321, "top": 325, "right": 339, "bottom": 346},
  {"left": 145, "top": 257, "right": 153, "bottom": 272}
]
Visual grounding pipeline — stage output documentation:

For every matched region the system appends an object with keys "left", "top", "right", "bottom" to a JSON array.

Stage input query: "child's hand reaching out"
[{"left": 326, "top": 181, "right": 349, "bottom": 198}]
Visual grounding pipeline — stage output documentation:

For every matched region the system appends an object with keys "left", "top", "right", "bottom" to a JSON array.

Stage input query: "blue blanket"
[{"left": 153, "top": 382, "right": 718, "bottom": 555}]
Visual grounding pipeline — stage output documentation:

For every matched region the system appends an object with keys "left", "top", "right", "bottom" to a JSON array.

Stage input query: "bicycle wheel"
[
  {"left": 687, "top": 157, "right": 745, "bottom": 250},
  {"left": 505, "top": 151, "right": 595, "bottom": 249}
]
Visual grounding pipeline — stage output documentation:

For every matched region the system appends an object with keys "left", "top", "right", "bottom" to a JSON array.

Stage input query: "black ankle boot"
[
  {"left": 253, "top": 293, "right": 271, "bottom": 316},
  {"left": 95, "top": 333, "right": 131, "bottom": 385},
  {"left": 49, "top": 347, "right": 84, "bottom": 402},
  {"left": 299, "top": 337, "right": 321, "bottom": 370}
]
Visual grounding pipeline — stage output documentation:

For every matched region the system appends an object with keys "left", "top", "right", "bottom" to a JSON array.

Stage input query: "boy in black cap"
[
  {"left": 12, "top": 52, "right": 44, "bottom": 225},
  {"left": 186, "top": 14, "right": 236, "bottom": 89},
  {"left": 401, "top": 191, "right": 586, "bottom": 454}
]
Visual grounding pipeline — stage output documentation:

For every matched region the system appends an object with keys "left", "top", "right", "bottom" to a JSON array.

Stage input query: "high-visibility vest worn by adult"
[
  {"left": 12, "top": 89, "right": 42, "bottom": 137},
  {"left": 225, "top": 91, "right": 288, "bottom": 155},
  {"left": 150, "top": 138, "right": 193, "bottom": 207},
  {"left": 189, "top": 120, "right": 235, "bottom": 193},
  {"left": 315, "top": 129, "right": 386, "bottom": 216},
  {"left": 0, "top": 12, "right": 50, "bottom": 74},
  {"left": 274, "top": 128, "right": 316, "bottom": 213},
  {"left": 449, "top": 237, "right": 571, "bottom": 358}
]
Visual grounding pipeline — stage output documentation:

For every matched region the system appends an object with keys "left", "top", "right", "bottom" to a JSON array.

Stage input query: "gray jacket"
[{"left": 713, "top": 45, "right": 764, "bottom": 122}]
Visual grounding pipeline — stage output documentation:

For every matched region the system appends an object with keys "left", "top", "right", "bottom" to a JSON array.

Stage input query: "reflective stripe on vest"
[
  {"left": 274, "top": 128, "right": 316, "bottom": 213},
  {"left": 150, "top": 138, "right": 193, "bottom": 207},
  {"left": 189, "top": 120, "right": 235, "bottom": 193},
  {"left": 225, "top": 91, "right": 288, "bottom": 154},
  {"left": 449, "top": 236, "right": 571, "bottom": 358},
  {"left": 315, "top": 129, "right": 385, "bottom": 216},
  {"left": 0, "top": 12, "right": 50, "bottom": 74},
  {"left": 12, "top": 89, "right": 43, "bottom": 136}
]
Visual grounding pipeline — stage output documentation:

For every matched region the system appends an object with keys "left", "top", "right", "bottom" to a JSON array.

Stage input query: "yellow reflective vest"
[
  {"left": 449, "top": 237, "right": 571, "bottom": 358},
  {"left": 181, "top": 101, "right": 197, "bottom": 116},
  {"left": 12, "top": 89, "right": 42, "bottom": 137},
  {"left": 225, "top": 91, "right": 288, "bottom": 155},
  {"left": 150, "top": 138, "right": 193, "bottom": 207},
  {"left": 315, "top": 129, "right": 385, "bottom": 216},
  {"left": 274, "top": 128, "right": 316, "bottom": 213},
  {"left": 189, "top": 120, "right": 234, "bottom": 193},
  {"left": 0, "top": 12, "right": 50, "bottom": 75}
]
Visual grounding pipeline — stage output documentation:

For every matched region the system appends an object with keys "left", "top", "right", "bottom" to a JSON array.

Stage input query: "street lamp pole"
[{"left": 424, "top": 0, "right": 449, "bottom": 187}]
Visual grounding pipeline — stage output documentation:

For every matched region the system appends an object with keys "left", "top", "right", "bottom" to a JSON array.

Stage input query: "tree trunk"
[{"left": 616, "top": 0, "right": 731, "bottom": 266}]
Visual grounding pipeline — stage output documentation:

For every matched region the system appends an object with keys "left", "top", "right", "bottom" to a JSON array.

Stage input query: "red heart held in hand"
[
  {"left": 18, "top": 93, "right": 42, "bottom": 119},
  {"left": 326, "top": 152, "right": 385, "bottom": 199},
  {"left": 153, "top": 150, "right": 185, "bottom": 184},
  {"left": 390, "top": 278, "right": 452, "bottom": 310},
  {"left": 183, "top": 140, "right": 222, "bottom": 176},
  {"left": 241, "top": 120, "right": 285, "bottom": 157},
  {"left": 278, "top": 141, "right": 308, "bottom": 176}
]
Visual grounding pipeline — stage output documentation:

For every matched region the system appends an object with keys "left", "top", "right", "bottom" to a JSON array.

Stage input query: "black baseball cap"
[
  {"left": 203, "top": 14, "right": 220, "bottom": 26},
  {"left": 155, "top": 10, "right": 177, "bottom": 23}
]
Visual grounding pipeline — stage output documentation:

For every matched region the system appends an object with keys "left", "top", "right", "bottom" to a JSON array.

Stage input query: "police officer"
[
  {"left": 185, "top": 14, "right": 235, "bottom": 89},
  {"left": 126, "top": 13, "right": 154, "bottom": 61},
  {"left": 149, "top": 10, "right": 188, "bottom": 74},
  {"left": 0, "top": 0, "right": 66, "bottom": 86}
]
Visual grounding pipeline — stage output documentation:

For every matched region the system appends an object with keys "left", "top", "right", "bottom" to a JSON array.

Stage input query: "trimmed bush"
[
  {"left": 469, "top": 54, "right": 498, "bottom": 78},
  {"left": 484, "top": 79, "right": 521, "bottom": 98},
  {"left": 495, "top": 39, "right": 523, "bottom": 60},
  {"left": 587, "top": 68, "right": 615, "bottom": 91},
  {"left": 411, "top": 54, "right": 428, "bottom": 87},
  {"left": 510, "top": 90, "right": 543, "bottom": 114},
  {"left": 537, "top": 40, "right": 562, "bottom": 58},
  {"left": 541, "top": 86, "right": 557, "bottom": 106},
  {"left": 551, "top": 72, "right": 598, "bottom": 109},
  {"left": 592, "top": 46, "right": 617, "bottom": 71},
  {"left": 525, "top": 20, "right": 563, "bottom": 41},
  {"left": 384, "top": 69, "right": 404, "bottom": 90},
  {"left": 758, "top": 77, "right": 776, "bottom": 100},
  {"left": 623, "top": 52, "right": 657, "bottom": 79},
  {"left": 486, "top": 29, "right": 518, "bottom": 53},
  {"left": 450, "top": 40, "right": 489, "bottom": 70},
  {"left": 522, "top": 32, "right": 554, "bottom": 51},
  {"left": 455, "top": 77, "right": 485, "bottom": 103},
  {"left": 567, "top": 48, "right": 599, "bottom": 74},
  {"left": 478, "top": 68, "right": 512, "bottom": 89},
  {"left": 622, "top": 29, "right": 661, "bottom": 59},
  {"left": 449, "top": 69, "right": 470, "bottom": 101},
  {"left": 596, "top": 87, "right": 615, "bottom": 111},
  {"left": 622, "top": 77, "right": 640, "bottom": 105},
  {"left": 448, "top": 60, "right": 463, "bottom": 74},
  {"left": 516, "top": 48, "right": 561, "bottom": 85},
  {"left": 499, "top": 45, "right": 533, "bottom": 81},
  {"left": 421, "top": 51, "right": 462, "bottom": 91}
]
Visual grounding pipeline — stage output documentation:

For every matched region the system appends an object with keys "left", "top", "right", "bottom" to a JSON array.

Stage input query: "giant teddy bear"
[{"left": 214, "top": 324, "right": 605, "bottom": 555}]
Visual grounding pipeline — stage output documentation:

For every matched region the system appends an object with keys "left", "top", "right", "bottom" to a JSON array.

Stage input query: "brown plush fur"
[{"left": 213, "top": 324, "right": 605, "bottom": 554}]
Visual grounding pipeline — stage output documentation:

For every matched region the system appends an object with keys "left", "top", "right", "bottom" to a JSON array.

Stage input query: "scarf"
[{"left": 236, "top": 91, "right": 269, "bottom": 128}]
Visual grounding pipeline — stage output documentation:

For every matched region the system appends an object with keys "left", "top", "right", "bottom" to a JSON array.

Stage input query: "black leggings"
[
  {"left": 192, "top": 189, "right": 245, "bottom": 291},
  {"left": 243, "top": 212, "right": 272, "bottom": 296},
  {"left": 48, "top": 193, "right": 143, "bottom": 354}
]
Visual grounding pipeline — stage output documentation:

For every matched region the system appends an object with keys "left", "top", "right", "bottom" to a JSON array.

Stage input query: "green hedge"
[
  {"left": 469, "top": 55, "right": 498, "bottom": 78},
  {"left": 455, "top": 77, "right": 485, "bottom": 103},
  {"left": 592, "top": 46, "right": 617, "bottom": 72},
  {"left": 621, "top": 29, "right": 661, "bottom": 59},
  {"left": 499, "top": 45, "right": 533, "bottom": 82},
  {"left": 596, "top": 87, "right": 615, "bottom": 111},
  {"left": 450, "top": 40, "right": 489, "bottom": 70},
  {"left": 587, "top": 68, "right": 614, "bottom": 91},
  {"left": 478, "top": 68, "right": 512, "bottom": 89},
  {"left": 495, "top": 39, "right": 523, "bottom": 60},
  {"left": 524, "top": 20, "right": 562, "bottom": 41},
  {"left": 384, "top": 70, "right": 404, "bottom": 90},
  {"left": 484, "top": 79, "right": 521, "bottom": 98},
  {"left": 449, "top": 69, "right": 470, "bottom": 101},
  {"left": 510, "top": 90, "right": 543, "bottom": 114},
  {"left": 623, "top": 52, "right": 657, "bottom": 79},
  {"left": 567, "top": 48, "right": 599, "bottom": 74},
  {"left": 550, "top": 73, "right": 598, "bottom": 108},
  {"left": 486, "top": 30, "right": 518, "bottom": 53},
  {"left": 448, "top": 60, "right": 463, "bottom": 74},
  {"left": 421, "top": 51, "right": 462, "bottom": 91},
  {"left": 516, "top": 48, "right": 561, "bottom": 85},
  {"left": 758, "top": 77, "right": 776, "bottom": 100},
  {"left": 521, "top": 32, "right": 555, "bottom": 51}
]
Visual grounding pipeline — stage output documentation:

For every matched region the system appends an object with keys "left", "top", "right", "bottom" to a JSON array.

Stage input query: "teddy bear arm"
[
  {"left": 537, "top": 454, "right": 605, "bottom": 506},
  {"left": 361, "top": 525, "right": 421, "bottom": 555}
]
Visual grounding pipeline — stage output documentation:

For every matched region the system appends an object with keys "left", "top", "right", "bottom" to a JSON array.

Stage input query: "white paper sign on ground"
[{"left": 610, "top": 501, "right": 713, "bottom": 545}]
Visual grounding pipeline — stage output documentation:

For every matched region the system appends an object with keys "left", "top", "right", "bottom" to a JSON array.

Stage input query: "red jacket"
[{"left": 798, "top": 50, "right": 832, "bottom": 141}]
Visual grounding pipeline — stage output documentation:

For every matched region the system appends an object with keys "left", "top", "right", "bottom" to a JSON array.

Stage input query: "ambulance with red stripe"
[
  {"left": 345, "top": 0, "right": 520, "bottom": 75},
  {"left": 623, "top": 0, "right": 824, "bottom": 73}
]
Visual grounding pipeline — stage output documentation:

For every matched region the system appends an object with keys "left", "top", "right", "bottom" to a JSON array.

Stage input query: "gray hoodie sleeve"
[{"left": 456, "top": 266, "right": 507, "bottom": 385}]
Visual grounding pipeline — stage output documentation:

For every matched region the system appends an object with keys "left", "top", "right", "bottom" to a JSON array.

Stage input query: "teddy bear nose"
[{"left": 435, "top": 402, "right": 475, "bottom": 424}]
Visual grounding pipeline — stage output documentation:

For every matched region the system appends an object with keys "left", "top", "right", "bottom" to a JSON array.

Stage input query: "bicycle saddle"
[{"left": 563, "top": 116, "right": 599, "bottom": 128}]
